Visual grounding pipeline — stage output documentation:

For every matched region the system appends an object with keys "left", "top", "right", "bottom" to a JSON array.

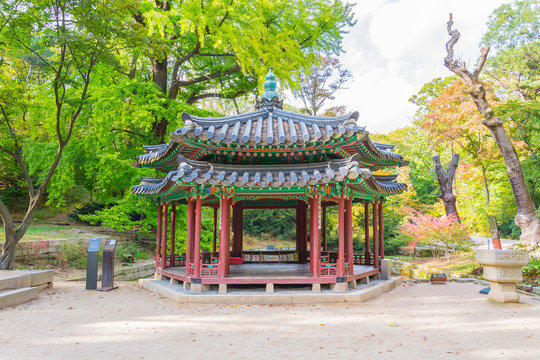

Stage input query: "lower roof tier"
[{"left": 132, "top": 154, "right": 406, "bottom": 203}]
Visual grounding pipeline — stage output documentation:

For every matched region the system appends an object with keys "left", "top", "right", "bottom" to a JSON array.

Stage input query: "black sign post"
[
  {"left": 86, "top": 238, "right": 101, "bottom": 290},
  {"left": 99, "top": 239, "right": 118, "bottom": 291}
]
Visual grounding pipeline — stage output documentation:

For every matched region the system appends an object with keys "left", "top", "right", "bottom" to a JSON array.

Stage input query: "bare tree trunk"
[
  {"left": 481, "top": 165, "right": 490, "bottom": 205},
  {"left": 433, "top": 154, "right": 461, "bottom": 221},
  {"left": 0, "top": 205, "right": 18, "bottom": 269},
  {"left": 444, "top": 14, "right": 540, "bottom": 244}
]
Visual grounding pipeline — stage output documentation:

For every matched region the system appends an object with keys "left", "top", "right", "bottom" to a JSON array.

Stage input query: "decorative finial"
[{"left": 256, "top": 67, "right": 283, "bottom": 110}]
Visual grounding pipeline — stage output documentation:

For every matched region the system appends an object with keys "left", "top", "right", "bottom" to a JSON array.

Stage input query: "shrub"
[
  {"left": 522, "top": 257, "right": 540, "bottom": 286},
  {"left": 116, "top": 241, "right": 150, "bottom": 261},
  {"left": 69, "top": 202, "right": 107, "bottom": 224},
  {"left": 58, "top": 240, "right": 88, "bottom": 268},
  {"left": 400, "top": 208, "right": 472, "bottom": 261}
]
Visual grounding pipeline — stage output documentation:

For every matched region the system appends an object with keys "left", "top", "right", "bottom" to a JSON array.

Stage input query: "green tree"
[
  {"left": 0, "top": 0, "right": 137, "bottom": 269},
  {"left": 129, "top": 0, "right": 355, "bottom": 142}
]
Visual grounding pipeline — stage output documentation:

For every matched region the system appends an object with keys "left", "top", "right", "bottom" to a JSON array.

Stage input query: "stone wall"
[
  {"left": 115, "top": 261, "right": 155, "bottom": 281},
  {"left": 68, "top": 261, "right": 156, "bottom": 282},
  {"left": 15, "top": 239, "right": 80, "bottom": 261}
]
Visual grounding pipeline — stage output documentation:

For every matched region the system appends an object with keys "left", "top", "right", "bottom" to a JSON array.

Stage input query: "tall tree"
[
  {"left": 433, "top": 154, "right": 461, "bottom": 221},
  {"left": 0, "top": 0, "right": 134, "bottom": 269},
  {"left": 444, "top": 13, "right": 540, "bottom": 244},
  {"left": 131, "top": 0, "right": 355, "bottom": 141},
  {"left": 295, "top": 57, "right": 352, "bottom": 116}
]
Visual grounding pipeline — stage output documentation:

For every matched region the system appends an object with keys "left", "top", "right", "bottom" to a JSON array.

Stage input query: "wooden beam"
[
  {"left": 156, "top": 203, "right": 162, "bottom": 268},
  {"left": 309, "top": 195, "right": 321, "bottom": 277},
  {"left": 364, "top": 202, "right": 371, "bottom": 265},
  {"left": 170, "top": 204, "right": 176, "bottom": 266},
  {"left": 161, "top": 204, "right": 168, "bottom": 269},
  {"left": 373, "top": 202, "right": 379, "bottom": 269},
  {"left": 346, "top": 198, "right": 354, "bottom": 272},
  {"left": 379, "top": 202, "right": 384, "bottom": 259},
  {"left": 212, "top": 207, "right": 218, "bottom": 252},
  {"left": 193, "top": 197, "right": 202, "bottom": 277},
  {"left": 219, "top": 195, "right": 228, "bottom": 278},
  {"left": 337, "top": 196, "right": 345, "bottom": 277},
  {"left": 186, "top": 199, "right": 194, "bottom": 269},
  {"left": 322, "top": 205, "right": 327, "bottom": 251}
]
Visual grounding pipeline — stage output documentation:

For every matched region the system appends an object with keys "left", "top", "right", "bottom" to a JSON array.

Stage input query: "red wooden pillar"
[
  {"left": 160, "top": 204, "right": 168, "bottom": 269},
  {"left": 218, "top": 196, "right": 230, "bottom": 278},
  {"left": 337, "top": 196, "right": 345, "bottom": 277},
  {"left": 212, "top": 207, "right": 218, "bottom": 252},
  {"left": 311, "top": 195, "right": 321, "bottom": 277},
  {"left": 346, "top": 198, "right": 354, "bottom": 272},
  {"left": 364, "top": 202, "right": 371, "bottom": 265},
  {"left": 372, "top": 202, "right": 379, "bottom": 269},
  {"left": 322, "top": 205, "right": 327, "bottom": 251},
  {"left": 378, "top": 202, "right": 384, "bottom": 259},
  {"left": 170, "top": 204, "right": 176, "bottom": 266},
  {"left": 193, "top": 197, "right": 202, "bottom": 277},
  {"left": 225, "top": 197, "right": 232, "bottom": 274},
  {"left": 186, "top": 199, "right": 194, "bottom": 270},
  {"left": 156, "top": 203, "right": 162, "bottom": 267},
  {"left": 296, "top": 201, "right": 307, "bottom": 264},
  {"left": 232, "top": 202, "right": 243, "bottom": 257}
]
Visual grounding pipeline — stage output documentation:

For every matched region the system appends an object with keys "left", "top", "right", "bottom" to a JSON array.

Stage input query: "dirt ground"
[{"left": 1, "top": 281, "right": 539, "bottom": 360}]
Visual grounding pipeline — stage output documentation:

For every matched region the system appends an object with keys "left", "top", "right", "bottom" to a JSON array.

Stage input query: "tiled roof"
[{"left": 132, "top": 154, "right": 406, "bottom": 196}]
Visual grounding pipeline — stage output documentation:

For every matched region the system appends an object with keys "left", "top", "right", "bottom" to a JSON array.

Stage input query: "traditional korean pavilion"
[{"left": 133, "top": 69, "right": 406, "bottom": 293}]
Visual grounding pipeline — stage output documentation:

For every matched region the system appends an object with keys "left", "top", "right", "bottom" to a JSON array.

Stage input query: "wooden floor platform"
[{"left": 159, "top": 263, "right": 379, "bottom": 285}]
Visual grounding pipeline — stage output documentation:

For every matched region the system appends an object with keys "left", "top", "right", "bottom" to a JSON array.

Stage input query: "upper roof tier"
[
  {"left": 175, "top": 108, "right": 361, "bottom": 145},
  {"left": 137, "top": 69, "right": 405, "bottom": 170}
]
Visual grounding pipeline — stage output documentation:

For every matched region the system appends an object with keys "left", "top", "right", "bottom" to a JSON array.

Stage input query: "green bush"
[
  {"left": 116, "top": 241, "right": 151, "bottom": 261},
  {"left": 69, "top": 202, "right": 107, "bottom": 224},
  {"left": 58, "top": 240, "right": 88, "bottom": 268},
  {"left": 522, "top": 257, "right": 540, "bottom": 286},
  {"left": 384, "top": 235, "right": 410, "bottom": 256}
]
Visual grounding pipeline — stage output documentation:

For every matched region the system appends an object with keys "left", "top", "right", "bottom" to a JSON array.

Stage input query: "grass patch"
[{"left": 0, "top": 224, "right": 92, "bottom": 242}]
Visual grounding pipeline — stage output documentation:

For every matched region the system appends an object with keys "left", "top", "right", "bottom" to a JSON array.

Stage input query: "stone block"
[
  {"left": 348, "top": 280, "right": 357, "bottom": 289},
  {"left": 30, "top": 270, "right": 53, "bottom": 287},
  {"left": 358, "top": 277, "right": 369, "bottom": 284},
  {"left": 0, "top": 274, "right": 32, "bottom": 290},
  {"left": 330, "top": 282, "right": 348, "bottom": 293},
  {"left": 312, "top": 283, "right": 321, "bottom": 292},
  {"left": 265, "top": 283, "right": 274, "bottom": 293},
  {"left": 292, "top": 294, "right": 314, "bottom": 304},
  {"left": 183, "top": 281, "right": 190, "bottom": 291},
  {"left": 170, "top": 278, "right": 180, "bottom": 285},
  {"left": 218, "top": 284, "right": 227, "bottom": 294},
  {"left": 483, "top": 265, "right": 523, "bottom": 282},
  {"left": 381, "top": 259, "right": 391, "bottom": 280},
  {"left": 190, "top": 283, "right": 210, "bottom": 293},
  {"left": 476, "top": 249, "right": 529, "bottom": 267},
  {"left": 489, "top": 282, "right": 519, "bottom": 303},
  {"left": 0, "top": 287, "right": 40, "bottom": 309}
]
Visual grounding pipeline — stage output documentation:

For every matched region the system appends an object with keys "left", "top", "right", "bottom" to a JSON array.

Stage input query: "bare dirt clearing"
[{"left": 1, "top": 281, "right": 538, "bottom": 360}]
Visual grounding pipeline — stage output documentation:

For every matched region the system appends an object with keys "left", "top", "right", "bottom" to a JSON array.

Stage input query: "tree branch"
[{"left": 169, "top": 64, "right": 241, "bottom": 99}]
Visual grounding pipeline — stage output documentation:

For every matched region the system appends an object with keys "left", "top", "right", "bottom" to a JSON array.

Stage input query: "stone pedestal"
[{"left": 476, "top": 249, "right": 529, "bottom": 303}]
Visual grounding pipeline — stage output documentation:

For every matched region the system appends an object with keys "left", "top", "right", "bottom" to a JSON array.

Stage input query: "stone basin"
[{"left": 476, "top": 249, "right": 529, "bottom": 303}]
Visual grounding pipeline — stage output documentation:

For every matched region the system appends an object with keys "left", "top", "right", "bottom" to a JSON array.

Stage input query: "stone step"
[
  {"left": 0, "top": 270, "right": 53, "bottom": 291},
  {"left": 0, "top": 287, "right": 40, "bottom": 309}
]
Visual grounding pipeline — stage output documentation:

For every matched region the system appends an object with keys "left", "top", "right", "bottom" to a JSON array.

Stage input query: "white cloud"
[{"left": 323, "top": 0, "right": 508, "bottom": 134}]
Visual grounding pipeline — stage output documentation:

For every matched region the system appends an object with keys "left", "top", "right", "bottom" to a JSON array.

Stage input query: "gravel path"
[{"left": 1, "top": 281, "right": 539, "bottom": 360}]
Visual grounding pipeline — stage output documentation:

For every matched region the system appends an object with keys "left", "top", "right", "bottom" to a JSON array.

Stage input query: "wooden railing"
[{"left": 242, "top": 250, "right": 297, "bottom": 263}]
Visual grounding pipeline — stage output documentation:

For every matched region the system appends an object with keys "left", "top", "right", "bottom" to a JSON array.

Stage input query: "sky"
[{"left": 286, "top": 0, "right": 508, "bottom": 134}]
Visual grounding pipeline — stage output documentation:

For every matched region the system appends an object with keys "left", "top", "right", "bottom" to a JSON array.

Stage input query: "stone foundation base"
[{"left": 489, "top": 282, "right": 519, "bottom": 303}]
